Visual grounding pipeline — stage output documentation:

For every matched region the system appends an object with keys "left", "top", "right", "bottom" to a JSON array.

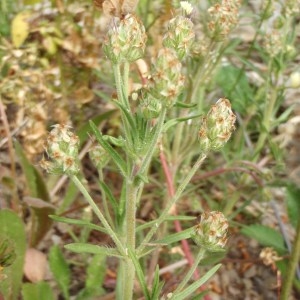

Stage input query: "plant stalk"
[
  {"left": 70, "top": 175, "right": 126, "bottom": 256},
  {"left": 280, "top": 217, "right": 300, "bottom": 300},
  {"left": 137, "top": 153, "right": 207, "bottom": 255},
  {"left": 171, "top": 248, "right": 206, "bottom": 297}
]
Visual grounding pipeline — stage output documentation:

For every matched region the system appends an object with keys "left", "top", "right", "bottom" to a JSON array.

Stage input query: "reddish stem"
[{"left": 159, "top": 145, "right": 212, "bottom": 300}]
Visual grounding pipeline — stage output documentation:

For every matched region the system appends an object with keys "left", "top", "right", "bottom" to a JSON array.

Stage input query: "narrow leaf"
[
  {"left": 76, "top": 254, "right": 106, "bottom": 299},
  {"left": 77, "top": 110, "right": 117, "bottom": 144},
  {"left": 22, "top": 282, "right": 55, "bottom": 300},
  {"left": 150, "top": 265, "right": 164, "bottom": 300},
  {"left": 127, "top": 248, "right": 150, "bottom": 300},
  {"left": 286, "top": 184, "right": 300, "bottom": 228},
  {"left": 98, "top": 181, "right": 118, "bottom": 213},
  {"left": 172, "top": 264, "right": 221, "bottom": 300},
  {"left": 65, "top": 243, "right": 122, "bottom": 258},
  {"left": 49, "top": 245, "right": 70, "bottom": 299},
  {"left": 154, "top": 227, "right": 195, "bottom": 245},
  {"left": 49, "top": 215, "right": 106, "bottom": 233},
  {"left": 0, "top": 210, "right": 26, "bottom": 300},
  {"left": 240, "top": 224, "right": 287, "bottom": 254},
  {"left": 137, "top": 216, "right": 196, "bottom": 232},
  {"left": 89, "top": 121, "right": 127, "bottom": 177},
  {"left": 14, "top": 140, "right": 50, "bottom": 202},
  {"left": 112, "top": 100, "right": 135, "bottom": 129}
]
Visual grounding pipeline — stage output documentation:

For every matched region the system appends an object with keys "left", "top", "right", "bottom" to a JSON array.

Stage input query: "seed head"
[
  {"left": 89, "top": 145, "right": 110, "bottom": 169},
  {"left": 191, "top": 211, "right": 229, "bottom": 252},
  {"left": 103, "top": 14, "right": 147, "bottom": 64},
  {"left": 163, "top": 15, "right": 195, "bottom": 60},
  {"left": 207, "top": 0, "right": 241, "bottom": 41},
  {"left": 149, "top": 48, "right": 185, "bottom": 107},
  {"left": 199, "top": 98, "right": 236, "bottom": 151},
  {"left": 40, "top": 124, "right": 80, "bottom": 175}
]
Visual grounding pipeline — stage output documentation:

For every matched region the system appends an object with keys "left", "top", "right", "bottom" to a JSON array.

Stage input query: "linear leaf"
[
  {"left": 172, "top": 264, "right": 221, "bottom": 300},
  {"left": 49, "top": 215, "right": 106, "bottom": 233},
  {"left": 89, "top": 121, "right": 127, "bottom": 177},
  {"left": 240, "top": 224, "right": 287, "bottom": 254},
  {"left": 153, "top": 227, "right": 194, "bottom": 245},
  {"left": 127, "top": 248, "right": 150, "bottom": 300},
  {"left": 65, "top": 243, "right": 122, "bottom": 258}
]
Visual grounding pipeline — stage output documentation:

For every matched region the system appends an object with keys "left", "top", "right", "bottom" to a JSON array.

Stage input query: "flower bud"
[
  {"left": 149, "top": 48, "right": 185, "bottom": 107},
  {"left": 198, "top": 98, "right": 236, "bottom": 151},
  {"left": 191, "top": 211, "right": 228, "bottom": 252},
  {"left": 103, "top": 14, "right": 147, "bottom": 64},
  {"left": 163, "top": 15, "right": 195, "bottom": 60},
  {"left": 207, "top": 0, "right": 241, "bottom": 41},
  {"left": 137, "top": 89, "right": 162, "bottom": 119},
  {"left": 89, "top": 145, "right": 110, "bottom": 169},
  {"left": 40, "top": 124, "right": 80, "bottom": 175}
]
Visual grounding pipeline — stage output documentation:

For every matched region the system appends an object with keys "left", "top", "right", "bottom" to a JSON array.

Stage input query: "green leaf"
[
  {"left": 56, "top": 181, "right": 79, "bottom": 214},
  {"left": 76, "top": 254, "right": 106, "bottom": 300},
  {"left": 286, "top": 184, "right": 300, "bottom": 228},
  {"left": 14, "top": 140, "right": 50, "bottom": 202},
  {"left": 98, "top": 181, "right": 118, "bottom": 214},
  {"left": 0, "top": 210, "right": 26, "bottom": 300},
  {"left": 89, "top": 121, "right": 127, "bottom": 177},
  {"left": 49, "top": 245, "right": 71, "bottom": 299},
  {"left": 127, "top": 248, "right": 150, "bottom": 300},
  {"left": 22, "top": 282, "right": 55, "bottom": 300},
  {"left": 216, "top": 65, "right": 254, "bottom": 113},
  {"left": 112, "top": 100, "right": 135, "bottom": 130},
  {"left": 240, "top": 224, "right": 287, "bottom": 254},
  {"left": 163, "top": 114, "right": 202, "bottom": 132},
  {"left": 49, "top": 215, "right": 106, "bottom": 233},
  {"left": 150, "top": 265, "right": 164, "bottom": 300},
  {"left": 154, "top": 227, "right": 195, "bottom": 245},
  {"left": 13, "top": 141, "right": 51, "bottom": 245},
  {"left": 174, "top": 101, "right": 197, "bottom": 108},
  {"left": 136, "top": 216, "right": 196, "bottom": 232},
  {"left": 23, "top": 197, "right": 54, "bottom": 247},
  {"left": 77, "top": 110, "right": 117, "bottom": 144},
  {"left": 65, "top": 243, "right": 122, "bottom": 258},
  {"left": 172, "top": 264, "right": 221, "bottom": 300}
]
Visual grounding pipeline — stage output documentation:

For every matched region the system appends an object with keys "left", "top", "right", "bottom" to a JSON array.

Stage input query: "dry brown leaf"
[{"left": 24, "top": 248, "right": 47, "bottom": 282}]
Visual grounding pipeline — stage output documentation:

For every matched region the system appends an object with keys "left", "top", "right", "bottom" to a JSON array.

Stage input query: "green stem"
[
  {"left": 122, "top": 170, "right": 140, "bottom": 298},
  {"left": 99, "top": 170, "right": 114, "bottom": 228},
  {"left": 70, "top": 174, "right": 126, "bottom": 256},
  {"left": 171, "top": 248, "right": 206, "bottom": 297},
  {"left": 280, "top": 217, "right": 300, "bottom": 300},
  {"left": 137, "top": 107, "right": 167, "bottom": 177},
  {"left": 137, "top": 153, "right": 207, "bottom": 255},
  {"left": 113, "top": 64, "right": 130, "bottom": 109},
  {"left": 253, "top": 62, "right": 278, "bottom": 160},
  {"left": 123, "top": 62, "right": 130, "bottom": 102}
]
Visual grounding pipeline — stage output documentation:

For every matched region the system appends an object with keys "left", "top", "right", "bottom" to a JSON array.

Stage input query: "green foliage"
[
  {"left": 171, "top": 264, "right": 221, "bottom": 300},
  {"left": 22, "top": 282, "right": 55, "bottom": 300},
  {"left": 14, "top": 140, "right": 50, "bottom": 202},
  {"left": 15, "top": 140, "right": 53, "bottom": 246},
  {"left": 216, "top": 65, "right": 254, "bottom": 114},
  {"left": 65, "top": 243, "right": 122, "bottom": 258},
  {"left": 49, "top": 215, "right": 106, "bottom": 232},
  {"left": 240, "top": 224, "right": 287, "bottom": 254},
  {"left": 49, "top": 245, "right": 71, "bottom": 300},
  {"left": 286, "top": 184, "right": 300, "bottom": 228},
  {"left": 76, "top": 254, "right": 106, "bottom": 300},
  {"left": 0, "top": 210, "right": 26, "bottom": 300}
]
